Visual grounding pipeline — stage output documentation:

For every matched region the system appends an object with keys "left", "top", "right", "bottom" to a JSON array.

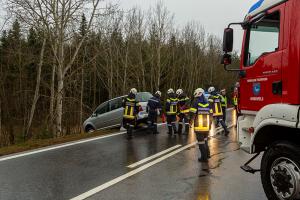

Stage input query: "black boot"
[
  {"left": 178, "top": 123, "right": 183, "bottom": 135},
  {"left": 220, "top": 119, "right": 229, "bottom": 136},
  {"left": 127, "top": 127, "right": 133, "bottom": 140},
  {"left": 172, "top": 123, "right": 178, "bottom": 134},
  {"left": 168, "top": 126, "right": 173, "bottom": 135},
  {"left": 185, "top": 124, "right": 189, "bottom": 135},
  {"left": 153, "top": 123, "right": 159, "bottom": 134},
  {"left": 205, "top": 140, "right": 211, "bottom": 158},
  {"left": 198, "top": 143, "right": 208, "bottom": 162}
]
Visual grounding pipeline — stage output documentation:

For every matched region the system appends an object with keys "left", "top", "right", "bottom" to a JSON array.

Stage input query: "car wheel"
[
  {"left": 261, "top": 141, "right": 300, "bottom": 200},
  {"left": 85, "top": 126, "right": 95, "bottom": 133}
]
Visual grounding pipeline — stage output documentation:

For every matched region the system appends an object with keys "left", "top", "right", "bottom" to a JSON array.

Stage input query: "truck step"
[{"left": 240, "top": 165, "right": 260, "bottom": 174}]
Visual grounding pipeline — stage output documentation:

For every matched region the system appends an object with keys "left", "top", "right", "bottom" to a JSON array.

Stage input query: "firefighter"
[
  {"left": 233, "top": 83, "right": 240, "bottom": 116},
  {"left": 220, "top": 89, "right": 228, "bottom": 123},
  {"left": 147, "top": 91, "right": 162, "bottom": 134},
  {"left": 208, "top": 86, "right": 230, "bottom": 136},
  {"left": 166, "top": 88, "right": 178, "bottom": 135},
  {"left": 176, "top": 89, "right": 190, "bottom": 135},
  {"left": 123, "top": 88, "right": 139, "bottom": 140},
  {"left": 189, "top": 88, "right": 212, "bottom": 162}
]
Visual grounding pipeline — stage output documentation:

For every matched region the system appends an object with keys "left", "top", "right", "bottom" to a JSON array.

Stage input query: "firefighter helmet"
[
  {"left": 194, "top": 88, "right": 204, "bottom": 97},
  {"left": 155, "top": 91, "right": 162, "bottom": 97},
  {"left": 176, "top": 89, "right": 183, "bottom": 96},
  {"left": 167, "top": 88, "right": 174, "bottom": 94},
  {"left": 208, "top": 87, "right": 215, "bottom": 93},
  {"left": 130, "top": 88, "right": 137, "bottom": 95}
]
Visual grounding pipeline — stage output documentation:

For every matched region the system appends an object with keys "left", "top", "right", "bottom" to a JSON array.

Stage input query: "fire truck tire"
[{"left": 261, "top": 141, "right": 300, "bottom": 200}]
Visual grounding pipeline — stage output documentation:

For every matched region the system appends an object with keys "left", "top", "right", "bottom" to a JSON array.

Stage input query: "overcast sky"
[
  {"left": 111, "top": 0, "right": 258, "bottom": 52},
  {"left": 0, "top": 0, "right": 258, "bottom": 51}
]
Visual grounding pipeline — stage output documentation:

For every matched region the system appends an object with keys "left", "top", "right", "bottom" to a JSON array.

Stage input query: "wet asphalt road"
[{"left": 0, "top": 110, "right": 267, "bottom": 200}]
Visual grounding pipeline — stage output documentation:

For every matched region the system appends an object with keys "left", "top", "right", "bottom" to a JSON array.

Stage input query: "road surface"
[{"left": 0, "top": 109, "right": 267, "bottom": 200}]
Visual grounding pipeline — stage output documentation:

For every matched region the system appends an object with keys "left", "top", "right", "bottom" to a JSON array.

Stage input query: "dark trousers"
[
  {"left": 148, "top": 111, "right": 158, "bottom": 134},
  {"left": 123, "top": 118, "right": 135, "bottom": 139},
  {"left": 215, "top": 116, "right": 229, "bottom": 133},
  {"left": 222, "top": 107, "right": 226, "bottom": 123},
  {"left": 167, "top": 115, "right": 177, "bottom": 134},
  {"left": 178, "top": 113, "right": 189, "bottom": 134},
  {"left": 196, "top": 131, "right": 210, "bottom": 161}
]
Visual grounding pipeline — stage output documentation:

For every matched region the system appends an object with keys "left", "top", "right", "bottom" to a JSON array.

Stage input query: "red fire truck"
[{"left": 222, "top": 0, "right": 300, "bottom": 199}]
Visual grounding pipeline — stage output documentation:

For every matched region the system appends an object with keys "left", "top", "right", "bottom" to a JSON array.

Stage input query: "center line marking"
[
  {"left": 70, "top": 142, "right": 198, "bottom": 200},
  {"left": 127, "top": 144, "right": 182, "bottom": 168}
]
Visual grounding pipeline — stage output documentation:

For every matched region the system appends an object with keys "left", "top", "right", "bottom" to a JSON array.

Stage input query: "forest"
[{"left": 0, "top": 0, "right": 239, "bottom": 147}]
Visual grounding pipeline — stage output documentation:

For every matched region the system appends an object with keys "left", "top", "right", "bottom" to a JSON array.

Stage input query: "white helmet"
[
  {"left": 194, "top": 88, "right": 204, "bottom": 97},
  {"left": 208, "top": 86, "right": 215, "bottom": 93},
  {"left": 176, "top": 89, "right": 183, "bottom": 96},
  {"left": 155, "top": 91, "right": 162, "bottom": 97},
  {"left": 130, "top": 88, "right": 137, "bottom": 95},
  {"left": 167, "top": 88, "right": 174, "bottom": 94}
]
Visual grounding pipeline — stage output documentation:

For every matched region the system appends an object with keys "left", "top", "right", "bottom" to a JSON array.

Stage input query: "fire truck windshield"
[{"left": 244, "top": 12, "right": 280, "bottom": 66}]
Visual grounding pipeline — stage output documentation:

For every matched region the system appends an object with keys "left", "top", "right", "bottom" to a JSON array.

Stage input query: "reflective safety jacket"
[
  {"left": 178, "top": 94, "right": 190, "bottom": 114},
  {"left": 220, "top": 95, "right": 228, "bottom": 108},
  {"left": 147, "top": 96, "right": 162, "bottom": 114},
  {"left": 166, "top": 96, "right": 178, "bottom": 116},
  {"left": 233, "top": 93, "right": 238, "bottom": 106},
  {"left": 190, "top": 96, "right": 212, "bottom": 132},
  {"left": 208, "top": 94, "right": 223, "bottom": 117},
  {"left": 123, "top": 94, "right": 139, "bottom": 120}
]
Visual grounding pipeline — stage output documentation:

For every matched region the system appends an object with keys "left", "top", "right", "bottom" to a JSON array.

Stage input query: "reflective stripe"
[
  {"left": 194, "top": 114, "right": 210, "bottom": 132},
  {"left": 167, "top": 112, "right": 177, "bottom": 115},
  {"left": 213, "top": 102, "right": 223, "bottom": 117},
  {"left": 198, "top": 103, "right": 209, "bottom": 107},
  {"left": 149, "top": 99, "right": 159, "bottom": 103},
  {"left": 198, "top": 141, "right": 205, "bottom": 144},
  {"left": 190, "top": 108, "right": 197, "bottom": 113},
  {"left": 180, "top": 109, "right": 190, "bottom": 114}
]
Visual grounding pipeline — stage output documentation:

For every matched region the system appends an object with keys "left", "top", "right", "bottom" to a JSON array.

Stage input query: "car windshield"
[{"left": 136, "top": 92, "right": 153, "bottom": 102}]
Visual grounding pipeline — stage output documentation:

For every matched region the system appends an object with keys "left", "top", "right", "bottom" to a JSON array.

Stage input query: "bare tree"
[{"left": 8, "top": 0, "right": 114, "bottom": 137}]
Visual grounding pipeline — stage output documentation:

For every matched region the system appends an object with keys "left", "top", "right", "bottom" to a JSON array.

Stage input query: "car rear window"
[{"left": 136, "top": 92, "right": 153, "bottom": 102}]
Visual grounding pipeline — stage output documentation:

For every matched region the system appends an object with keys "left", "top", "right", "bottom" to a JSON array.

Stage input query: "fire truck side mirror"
[{"left": 223, "top": 28, "right": 233, "bottom": 53}]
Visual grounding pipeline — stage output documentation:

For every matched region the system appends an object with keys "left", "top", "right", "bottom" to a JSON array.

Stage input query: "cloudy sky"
[
  {"left": 112, "top": 0, "right": 258, "bottom": 52},
  {"left": 0, "top": 0, "right": 258, "bottom": 51}
]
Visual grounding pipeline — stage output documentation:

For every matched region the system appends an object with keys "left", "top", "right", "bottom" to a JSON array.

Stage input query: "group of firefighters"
[{"left": 122, "top": 86, "right": 239, "bottom": 164}]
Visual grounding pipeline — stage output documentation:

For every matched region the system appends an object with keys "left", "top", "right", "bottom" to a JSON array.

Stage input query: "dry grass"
[{"left": 0, "top": 129, "right": 119, "bottom": 157}]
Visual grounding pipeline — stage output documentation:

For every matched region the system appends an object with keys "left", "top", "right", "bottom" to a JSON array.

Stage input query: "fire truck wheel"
[{"left": 261, "top": 141, "right": 300, "bottom": 200}]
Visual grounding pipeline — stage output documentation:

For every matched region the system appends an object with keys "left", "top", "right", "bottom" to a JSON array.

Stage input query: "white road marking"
[
  {"left": 127, "top": 144, "right": 182, "bottom": 168},
  {"left": 0, "top": 123, "right": 167, "bottom": 162},
  {"left": 0, "top": 131, "right": 126, "bottom": 162},
  {"left": 70, "top": 141, "right": 198, "bottom": 200}
]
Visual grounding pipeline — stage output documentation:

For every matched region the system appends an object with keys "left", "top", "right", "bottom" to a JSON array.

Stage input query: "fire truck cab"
[{"left": 222, "top": 0, "right": 300, "bottom": 199}]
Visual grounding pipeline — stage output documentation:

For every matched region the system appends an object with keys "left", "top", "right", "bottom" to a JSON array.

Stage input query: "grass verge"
[{"left": 0, "top": 129, "right": 119, "bottom": 157}]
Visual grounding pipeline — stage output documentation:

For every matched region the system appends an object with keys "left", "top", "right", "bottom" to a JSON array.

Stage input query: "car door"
[
  {"left": 108, "top": 97, "right": 124, "bottom": 126},
  {"left": 93, "top": 102, "right": 110, "bottom": 129}
]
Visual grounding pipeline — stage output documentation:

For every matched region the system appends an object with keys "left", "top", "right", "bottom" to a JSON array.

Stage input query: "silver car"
[{"left": 83, "top": 92, "right": 153, "bottom": 132}]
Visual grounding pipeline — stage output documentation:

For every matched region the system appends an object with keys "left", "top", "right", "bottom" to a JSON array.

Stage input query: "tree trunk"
[
  {"left": 56, "top": 66, "right": 64, "bottom": 137},
  {"left": 25, "top": 38, "right": 46, "bottom": 139},
  {"left": 80, "top": 67, "right": 84, "bottom": 132}
]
